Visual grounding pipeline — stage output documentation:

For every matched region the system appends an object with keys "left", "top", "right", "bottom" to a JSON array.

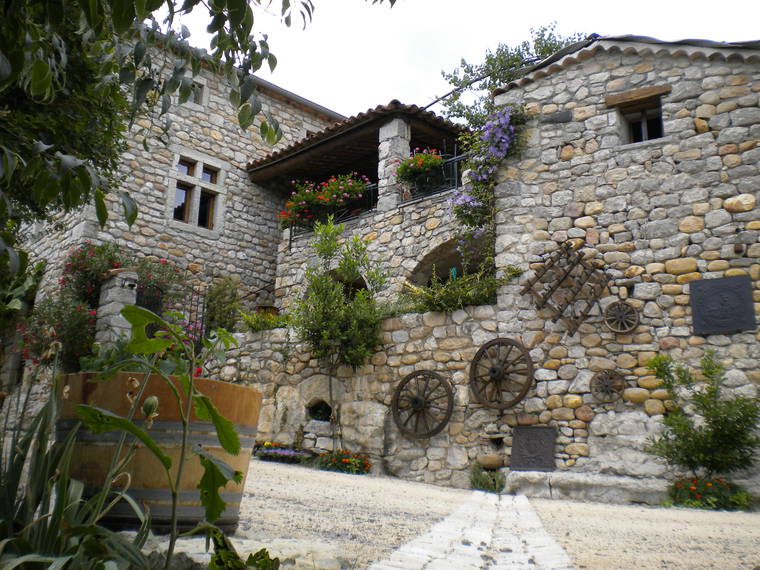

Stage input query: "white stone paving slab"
[{"left": 369, "top": 492, "right": 573, "bottom": 570}]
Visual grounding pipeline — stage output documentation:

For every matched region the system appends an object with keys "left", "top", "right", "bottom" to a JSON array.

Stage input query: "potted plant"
[
  {"left": 395, "top": 147, "right": 445, "bottom": 194},
  {"left": 278, "top": 172, "right": 371, "bottom": 228},
  {"left": 57, "top": 306, "right": 262, "bottom": 544}
]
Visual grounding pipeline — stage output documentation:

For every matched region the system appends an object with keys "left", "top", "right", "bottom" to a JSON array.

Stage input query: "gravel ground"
[
  {"left": 531, "top": 498, "right": 760, "bottom": 570},
  {"left": 236, "top": 459, "right": 473, "bottom": 568},
  {"left": 235, "top": 460, "right": 760, "bottom": 569}
]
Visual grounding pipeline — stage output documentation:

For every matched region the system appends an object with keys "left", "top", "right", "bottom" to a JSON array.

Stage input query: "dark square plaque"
[
  {"left": 690, "top": 275, "right": 757, "bottom": 335},
  {"left": 510, "top": 426, "right": 556, "bottom": 471}
]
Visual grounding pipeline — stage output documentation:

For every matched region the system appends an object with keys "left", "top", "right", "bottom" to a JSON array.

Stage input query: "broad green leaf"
[
  {"left": 133, "top": 76, "right": 154, "bottom": 109},
  {"left": 81, "top": 0, "right": 102, "bottom": 29},
  {"left": 135, "top": 0, "right": 147, "bottom": 20},
  {"left": 193, "top": 394, "right": 240, "bottom": 454},
  {"left": 76, "top": 405, "right": 172, "bottom": 469},
  {"left": 111, "top": 0, "right": 137, "bottom": 34},
  {"left": 195, "top": 444, "right": 242, "bottom": 523},
  {"left": 95, "top": 189, "right": 108, "bottom": 228},
  {"left": 121, "top": 305, "right": 173, "bottom": 354},
  {"left": 267, "top": 53, "right": 277, "bottom": 73},
  {"left": 29, "top": 59, "right": 52, "bottom": 97},
  {"left": 237, "top": 103, "right": 253, "bottom": 131},
  {"left": 133, "top": 41, "right": 146, "bottom": 66},
  {"left": 120, "top": 190, "right": 138, "bottom": 226},
  {"left": 250, "top": 95, "right": 262, "bottom": 117},
  {"left": 0, "top": 236, "right": 20, "bottom": 275},
  {"left": 227, "top": 0, "right": 246, "bottom": 29},
  {"left": 239, "top": 75, "right": 256, "bottom": 104}
]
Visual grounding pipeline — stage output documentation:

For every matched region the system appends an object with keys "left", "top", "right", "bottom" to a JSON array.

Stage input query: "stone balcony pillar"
[
  {"left": 376, "top": 117, "right": 410, "bottom": 211},
  {"left": 95, "top": 268, "right": 138, "bottom": 346}
]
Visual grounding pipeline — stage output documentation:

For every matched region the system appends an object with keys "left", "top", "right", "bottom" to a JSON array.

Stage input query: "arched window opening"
[
  {"left": 408, "top": 238, "right": 489, "bottom": 287},
  {"left": 307, "top": 399, "right": 332, "bottom": 422}
]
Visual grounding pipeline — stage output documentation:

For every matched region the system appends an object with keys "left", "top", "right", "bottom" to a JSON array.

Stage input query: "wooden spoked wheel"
[
  {"left": 469, "top": 338, "right": 534, "bottom": 409},
  {"left": 590, "top": 370, "right": 626, "bottom": 403},
  {"left": 604, "top": 301, "right": 640, "bottom": 333},
  {"left": 391, "top": 371, "right": 454, "bottom": 439}
]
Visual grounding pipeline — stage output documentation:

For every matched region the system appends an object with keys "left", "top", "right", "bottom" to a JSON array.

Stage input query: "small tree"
[
  {"left": 292, "top": 217, "right": 387, "bottom": 446},
  {"left": 440, "top": 23, "right": 586, "bottom": 127},
  {"left": 647, "top": 352, "right": 760, "bottom": 478}
]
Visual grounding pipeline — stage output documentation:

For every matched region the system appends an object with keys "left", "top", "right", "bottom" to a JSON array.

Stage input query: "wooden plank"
[{"left": 605, "top": 85, "right": 672, "bottom": 107}]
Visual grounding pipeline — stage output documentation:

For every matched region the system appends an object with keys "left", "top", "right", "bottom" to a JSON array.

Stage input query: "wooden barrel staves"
[{"left": 57, "top": 372, "right": 262, "bottom": 533}]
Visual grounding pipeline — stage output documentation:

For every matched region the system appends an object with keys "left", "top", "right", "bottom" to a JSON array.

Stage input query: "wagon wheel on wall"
[
  {"left": 590, "top": 370, "right": 626, "bottom": 403},
  {"left": 391, "top": 371, "right": 454, "bottom": 439},
  {"left": 604, "top": 301, "right": 640, "bottom": 333},
  {"left": 469, "top": 338, "right": 534, "bottom": 409}
]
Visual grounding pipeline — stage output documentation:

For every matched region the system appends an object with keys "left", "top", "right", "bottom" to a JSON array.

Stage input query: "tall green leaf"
[
  {"left": 75, "top": 405, "right": 172, "bottom": 469},
  {"left": 121, "top": 305, "right": 173, "bottom": 354},
  {"left": 193, "top": 394, "right": 240, "bottom": 454},
  {"left": 195, "top": 445, "right": 242, "bottom": 523}
]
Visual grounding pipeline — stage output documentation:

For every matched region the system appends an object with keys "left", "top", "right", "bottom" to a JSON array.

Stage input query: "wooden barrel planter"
[{"left": 57, "top": 371, "right": 262, "bottom": 533}]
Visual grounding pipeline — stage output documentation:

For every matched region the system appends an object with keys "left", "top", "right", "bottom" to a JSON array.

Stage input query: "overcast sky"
[{"left": 179, "top": 0, "right": 759, "bottom": 118}]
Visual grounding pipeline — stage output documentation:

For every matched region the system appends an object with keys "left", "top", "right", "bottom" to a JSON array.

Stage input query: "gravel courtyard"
[{"left": 230, "top": 459, "right": 760, "bottom": 569}]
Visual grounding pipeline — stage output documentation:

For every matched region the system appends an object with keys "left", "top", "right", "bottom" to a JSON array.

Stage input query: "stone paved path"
[{"left": 368, "top": 492, "right": 572, "bottom": 570}]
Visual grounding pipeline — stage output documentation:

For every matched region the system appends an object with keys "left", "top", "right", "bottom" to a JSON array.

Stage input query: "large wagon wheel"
[
  {"left": 604, "top": 301, "right": 639, "bottom": 333},
  {"left": 469, "top": 338, "right": 534, "bottom": 409},
  {"left": 391, "top": 371, "right": 454, "bottom": 439},
  {"left": 590, "top": 370, "right": 626, "bottom": 403}
]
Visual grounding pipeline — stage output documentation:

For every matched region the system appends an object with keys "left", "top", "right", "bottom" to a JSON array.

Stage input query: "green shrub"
[
  {"left": 314, "top": 450, "right": 371, "bottom": 474},
  {"left": 667, "top": 477, "right": 753, "bottom": 511},
  {"left": 205, "top": 276, "right": 241, "bottom": 332},
  {"left": 60, "top": 241, "right": 131, "bottom": 308},
  {"left": 240, "top": 310, "right": 289, "bottom": 333},
  {"left": 470, "top": 462, "right": 504, "bottom": 493},
  {"left": 401, "top": 265, "right": 521, "bottom": 313},
  {"left": 292, "top": 216, "right": 387, "bottom": 368},
  {"left": 20, "top": 290, "right": 97, "bottom": 372},
  {"left": 647, "top": 351, "right": 760, "bottom": 477}
]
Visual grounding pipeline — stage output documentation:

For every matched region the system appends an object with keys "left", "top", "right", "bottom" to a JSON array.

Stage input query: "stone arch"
[{"left": 407, "top": 236, "right": 489, "bottom": 286}]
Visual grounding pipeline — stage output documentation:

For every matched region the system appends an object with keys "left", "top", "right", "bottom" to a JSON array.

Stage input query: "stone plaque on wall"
[
  {"left": 510, "top": 426, "right": 556, "bottom": 471},
  {"left": 690, "top": 275, "right": 757, "bottom": 335}
]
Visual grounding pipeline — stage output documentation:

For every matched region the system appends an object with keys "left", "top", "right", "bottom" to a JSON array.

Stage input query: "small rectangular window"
[
  {"left": 174, "top": 183, "right": 192, "bottom": 222},
  {"left": 622, "top": 103, "right": 663, "bottom": 143},
  {"left": 198, "top": 190, "right": 216, "bottom": 229},
  {"left": 177, "top": 158, "right": 195, "bottom": 176},
  {"left": 201, "top": 166, "right": 218, "bottom": 184}
]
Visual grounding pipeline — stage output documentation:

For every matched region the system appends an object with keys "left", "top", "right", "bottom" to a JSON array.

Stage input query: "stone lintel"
[{"left": 605, "top": 85, "right": 672, "bottom": 108}]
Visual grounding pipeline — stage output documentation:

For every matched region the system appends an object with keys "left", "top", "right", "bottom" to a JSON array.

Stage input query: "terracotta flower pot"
[
  {"left": 58, "top": 371, "right": 262, "bottom": 532},
  {"left": 476, "top": 453, "right": 504, "bottom": 471}
]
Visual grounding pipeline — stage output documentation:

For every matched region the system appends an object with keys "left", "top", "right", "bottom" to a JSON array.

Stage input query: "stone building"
[
  {"left": 25, "top": 66, "right": 343, "bottom": 304},
  {"left": 19, "top": 34, "right": 760, "bottom": 501},
  {"left": 209, "top": 35, "right": 760, "bottom": 501}
]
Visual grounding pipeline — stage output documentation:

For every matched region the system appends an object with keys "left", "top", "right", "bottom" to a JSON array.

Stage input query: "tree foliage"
[
  {"left": 647, "top": 352, "right": 760, "bottom": 478},
  {"left": 439, "top": 23, "right": 586, "bottom": 127},
  {"left": 293, "top": 216, "right": 387, "bottom": 369},
  {"left": 0, "top": 0, "right": 396, "bottom": 279}
]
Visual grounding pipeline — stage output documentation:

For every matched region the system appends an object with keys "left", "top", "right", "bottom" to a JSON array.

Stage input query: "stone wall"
[
  {"left": 212, "top": 306, "right": 518, "bottom": 489},
  {"left": 275, "top": 189, "right": 460, "bottom": 309},
  {"left": 490, "top": 41, "right": 760, "bottom": 489},
  {"left": 216, "top": 41, "right": 760, "bottom": 498},
  {"left": 25, "top": 60, "right": 339, "bottom": 302}
]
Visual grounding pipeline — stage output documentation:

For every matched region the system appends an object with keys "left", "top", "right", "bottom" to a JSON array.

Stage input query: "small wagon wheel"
[
  {"left": 604, "top": 301, "right": 640, "bottom": 333},
  {"left": 469, "top": 338, "right": 534, "bottom": 409},
  {"left": 590, "top": 370, "right": 626, "bottom": 403},
  {"left": 391, "top": 371, "right": 454, "bottom": 439}
]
